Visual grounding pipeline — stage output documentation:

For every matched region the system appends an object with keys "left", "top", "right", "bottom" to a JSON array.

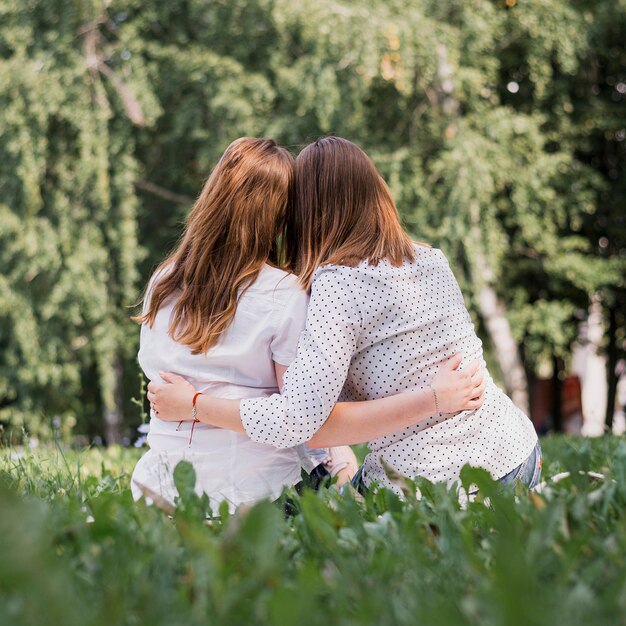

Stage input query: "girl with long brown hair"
[
  {"left": 135, "top": 134, "right": 484, "bottom": 503},
  {"left": 132, "top": 137, "right": 334, "bottom": 508}
]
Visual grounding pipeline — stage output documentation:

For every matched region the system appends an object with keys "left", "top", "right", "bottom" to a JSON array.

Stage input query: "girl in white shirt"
[{"left": 132, "top": 137, "right": 485, "bottom": 510}]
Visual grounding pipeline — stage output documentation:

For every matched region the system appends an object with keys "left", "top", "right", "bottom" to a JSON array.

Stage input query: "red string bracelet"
[
  {"left": 191, "top": 392, "right": 202, "bottom": 410},
  {"left": 188, "top": 392, "right": 202, "bottom": 446}
]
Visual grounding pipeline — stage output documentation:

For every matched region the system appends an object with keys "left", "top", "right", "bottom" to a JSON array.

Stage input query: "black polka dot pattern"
[{"left": 241, "top": 246, "right": 538, "bottom": 491}]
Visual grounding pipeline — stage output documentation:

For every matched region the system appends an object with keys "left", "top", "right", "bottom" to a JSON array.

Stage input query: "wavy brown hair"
[
  {"left": 134, "top": 137, "right": 294, "bottom": 354},
  {"left": 285, "top": 136, "right": 420, "bottom": 288}
]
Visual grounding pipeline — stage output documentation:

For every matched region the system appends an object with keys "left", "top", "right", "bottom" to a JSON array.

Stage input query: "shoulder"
[
  {"left": 311, "top": 264, "right": 359, "bottom": 291},
  {"left": 405, "top": 244, "right": 451, "bottom": 270},
  {"left": 248, "top": 264, "right": 308, "bottom": 305},
  {"left": 314, "top": 246, "right": 450, "bottom": 288},
  {"left": 143, "top": 263, "right": 175, "bottom": 310},
  {"left": 146, "top": 263, "right": 175, "bottom": 291},
  {"left": 309, "top": 265, "right": 364, "bottom": 313},
  {"left": 428, "top": 246, "right": 454, "bottom": 269},
  {"left": 255, "top": 264, "right": 303, "bottom": 291}
]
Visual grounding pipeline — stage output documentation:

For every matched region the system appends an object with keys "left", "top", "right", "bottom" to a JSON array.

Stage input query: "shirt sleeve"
[
  {"left": 270, "top": 286, "right": 310, "bottom": 366},
  {"left": 240, "top": 267, "right": 361, "bottom": 448}
]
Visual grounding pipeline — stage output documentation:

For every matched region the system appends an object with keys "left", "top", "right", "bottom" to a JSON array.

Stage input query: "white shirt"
[
  {"left": 131, "top": 264, "right": 326, "bottom": 510},
  {"left": 241, "top": 245, "right": 538, "bottom": 493}
]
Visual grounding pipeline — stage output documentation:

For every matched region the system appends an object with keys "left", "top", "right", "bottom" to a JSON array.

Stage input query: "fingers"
[
  {"left": 442, "top": 356, "right": 480, "bottom": 378},
  {"left": 470, "top": 378, "right": 487, "bottom": 398},
  {"left": 446, "top": 353, "right": 463, "bottom": 371},
  {"left": 458, "top": 365, "right": 486, "bottom": 411},
  {"left": 461, "top": 376, "right": 485, "bottom": 410},
  {"left": 470, "top": 369, "right": 483, "bottom": 387},
  {"left": 146, "top": 391, "right": 158, "bottom": 414},
  {"left": 465, "top": 393, "right": 485, "bottom": 410},
  {"left": 466, "top": 359, "right": 481, "bottom": 377},
  {"left": 147, "top": 382, "right": 165, "bottom": 396},
  {"left": 466, "top": 362, "right": 484, "bottom": 394},
  {"left": 159, "top": 371, "right": 185, "bottom": 384}
]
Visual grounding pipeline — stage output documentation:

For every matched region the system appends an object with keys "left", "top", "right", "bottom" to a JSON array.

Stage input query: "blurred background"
[{"left": 0, "top": 0, "right": 624, "bottom": 446}]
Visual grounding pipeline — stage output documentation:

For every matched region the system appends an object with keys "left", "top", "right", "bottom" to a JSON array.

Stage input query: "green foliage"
[
  {"left": 1, "top": 0, "right": 624, "bottom": 438},
  {"left": 1, "top": 436, "right": 626, "bottom": 625},
  {"left": 0, "top": 0, "right": 147, "bottom": 437}
]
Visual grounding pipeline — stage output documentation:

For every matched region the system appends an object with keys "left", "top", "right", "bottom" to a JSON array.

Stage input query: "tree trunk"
[
  {"left": 605, "top": 305, "right": 618, "bottom": 432},
  {"left": 435, "top": 45, "right": 530, "bottom": 416},
  {"left": 476, "top": 279, "right": 531, "bottom": 416},
  {"left": 573, "top": 294, "right": 607, "bottom": 436},
  {"left": 551, "top": 356, "right": 564, "bottom": 432},
  {"left": 103, "top": 353, "right": 124, "bottom": 445},
  {"left": 469, "top": 203, "right": 530, "bottom": 415}
]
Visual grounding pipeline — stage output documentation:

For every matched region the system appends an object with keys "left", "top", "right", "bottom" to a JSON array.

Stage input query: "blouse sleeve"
[
  {"left": 240, "top": 267, "right": 361, "bottom": 448},
  {"left": 270, "top": 286, "right": 310, "bottom": 366}
]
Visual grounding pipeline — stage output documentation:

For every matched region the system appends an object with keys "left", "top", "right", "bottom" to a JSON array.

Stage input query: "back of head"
[
  {"left": 286, "top": 136, "right": 416, "bottom": 288},
  {"left": 136, "top": 137, "right": 294, "bottom": 353}
]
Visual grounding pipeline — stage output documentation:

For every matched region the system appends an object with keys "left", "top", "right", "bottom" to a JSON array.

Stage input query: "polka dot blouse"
[{"left": 241, "top": 245, "right": 538, "bottom": 492}]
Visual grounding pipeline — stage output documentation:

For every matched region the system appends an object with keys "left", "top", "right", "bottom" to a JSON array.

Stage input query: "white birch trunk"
[
  {"left": 436, "top": 46, "right": 530, "bottom": 416},
  {"left": 572, "top": 295, "right": 607, "bottom": 436},
  {"left": 103, "top": 353, "right": 124, "bottom": 445},
  {"left": 477, "top": 282, "right": 530, "bottom": 415}
]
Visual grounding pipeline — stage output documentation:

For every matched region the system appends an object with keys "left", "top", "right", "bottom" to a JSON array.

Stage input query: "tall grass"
[{"left": 1, "top": 436, "right": 625, "bottom": 626}]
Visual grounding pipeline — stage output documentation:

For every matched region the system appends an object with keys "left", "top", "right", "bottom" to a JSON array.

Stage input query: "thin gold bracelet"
[{"left": 429, "top": 384, "right": 440, "bottom": 414}]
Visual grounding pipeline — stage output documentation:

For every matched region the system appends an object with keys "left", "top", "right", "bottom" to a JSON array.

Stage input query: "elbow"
[
  {"left": 276, "top": 437, "right": 305, "bottom": 449},
  {"left": 281, "top": 400, "right": 329, "bottom": 448},
  {"left": 248, "top": 420, "right": 323, "bottom": 449},
  {"left": 272, "top": 425, "right": 314, "bottom": 449},
  {"left": 306, "top": 430, "right": 326, "bottom": 448},
  {"left": 272, "top": 423, "right": 325, "bottom": 449},
  {"left": 287, "top": 424, "right": 322, "bottom": 448}
]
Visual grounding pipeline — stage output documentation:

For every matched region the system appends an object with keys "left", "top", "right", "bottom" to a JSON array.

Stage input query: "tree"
[
  {"left": 0, "top": 1, "right": 150, "bottom": 441},
  {"left": 1, "top": 0, "right": 623, "bottom": 440}
]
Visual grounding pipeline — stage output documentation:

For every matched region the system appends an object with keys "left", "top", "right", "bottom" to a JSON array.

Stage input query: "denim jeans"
[
  {"left": 349, "top": 440, "right": 543, "bottom": 495},
  {"left": 279, "top": 464, "right": 332, "bottom": 516},
  {"left": 498, "top": 440, "right": 543, "bottom": 489}
]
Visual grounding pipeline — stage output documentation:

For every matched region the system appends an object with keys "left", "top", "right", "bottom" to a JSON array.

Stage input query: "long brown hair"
[
  {"left": 135, "top": 137, "right": 294, "bottom": 353},
  {"left": 285, "top": 136, "right": 419, "bottom": 289}
]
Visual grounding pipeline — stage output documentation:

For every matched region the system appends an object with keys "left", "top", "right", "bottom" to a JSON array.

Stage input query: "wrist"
[
  {"left": 405, "top": 388, "right": 437, "bottom": 426},
  {"left": 428, "top": 384, "right": 440, "bottom": 414},
  {"left": 193, "top": 392, "right": 209, "bottom": 424},
  {"left": 186, "top": 392, "right": 203, "bottom": 447},
  {"left": 191, "top": 391, "right": 202, "bottom": 418}
]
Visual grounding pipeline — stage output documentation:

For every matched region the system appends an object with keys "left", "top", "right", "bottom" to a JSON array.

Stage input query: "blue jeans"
[
  {"left": 349, "top": 440, "right": 543, "bottom": 495},
  {"left": 498, "top": 441, "right": 543, "bottom": 489},
  {"left": 350, "top": 465, "right": 365, "bottom": 494}
]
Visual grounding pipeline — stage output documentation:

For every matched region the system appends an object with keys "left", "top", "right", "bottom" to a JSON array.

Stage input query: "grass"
[{"left": 1, "top": 436, "right": 625, "bottom": 626}]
